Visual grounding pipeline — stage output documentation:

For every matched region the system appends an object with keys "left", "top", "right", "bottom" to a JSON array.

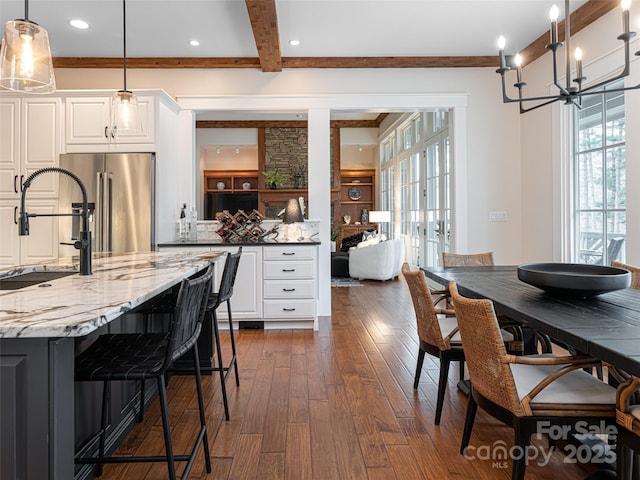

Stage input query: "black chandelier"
[{"left": 497, "top": 0, "right": 640, "bottom": 114}]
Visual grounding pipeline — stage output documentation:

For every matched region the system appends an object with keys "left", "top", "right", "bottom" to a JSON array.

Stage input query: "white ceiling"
[{"left": 0, "top": 0, "right": 588, "bottom": 58}]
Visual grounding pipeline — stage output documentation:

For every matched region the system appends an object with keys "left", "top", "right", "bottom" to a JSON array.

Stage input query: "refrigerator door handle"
[
  {"left": 105, "top": 172, "right": 113, "bottom": 251},
  {"left": 97, "top": 172, "right": 112, "bottom": 251},
  {"left": 96, "top": 172, "right": 103, "bottom": 251}
]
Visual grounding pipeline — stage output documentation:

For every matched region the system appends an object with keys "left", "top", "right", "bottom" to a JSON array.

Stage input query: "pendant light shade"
[
  {"left": 0, "top": 17, "right": 56, "bottom": 93},
  {"left": 112, "top": 89, "right": 141, "bottom": 135},
  {"left": 112, "top": 0, "right": 141, "bottom": 135}
]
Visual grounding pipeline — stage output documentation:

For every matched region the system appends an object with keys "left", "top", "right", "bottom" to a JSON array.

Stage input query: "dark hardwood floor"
[{"left": 97, "top": 277, "right": 606, "bottom": 479}]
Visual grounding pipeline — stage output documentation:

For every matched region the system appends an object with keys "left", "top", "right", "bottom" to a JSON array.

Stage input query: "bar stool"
[
  {"left": 74, "top": 264, "right": 214, "bottom": 480},
  {"left": 201, "top": 247, "right": 242, "bottom": 420}
]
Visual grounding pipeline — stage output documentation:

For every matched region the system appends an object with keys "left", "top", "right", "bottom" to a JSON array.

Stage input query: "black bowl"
[{"left": 517, "top": 263, "right": 631, "bottom": 298}]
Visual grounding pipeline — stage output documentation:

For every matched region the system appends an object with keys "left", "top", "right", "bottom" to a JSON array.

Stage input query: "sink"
[{"left": 0, "top": 271, "right": 77, "bottom": 290}]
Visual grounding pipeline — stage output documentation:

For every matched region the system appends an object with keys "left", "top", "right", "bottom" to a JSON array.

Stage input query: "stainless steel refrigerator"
[{"left": 59, "top": 153, "right": 155, "bottom": 257}]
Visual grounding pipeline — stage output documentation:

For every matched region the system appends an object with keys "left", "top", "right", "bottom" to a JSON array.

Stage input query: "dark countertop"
[{"left": 158, "top": 239, "right": 321, "bottom": 247}]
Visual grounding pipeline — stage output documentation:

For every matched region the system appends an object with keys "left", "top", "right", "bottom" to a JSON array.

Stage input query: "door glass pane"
[
  {"left": 578, "top": 95, "right": 603, "bottom": 150},
  {"left": 578, "top": 212, "right": 603, "bottom": 264},
  {"left": 606, "top": 146, "right": 625, "bottom": 209},
  {"left": 607, "top": 211, "right": 626, "bottom": 263},
  {"left": 577, "top": 151, "right": 603, "bottom": 210}
]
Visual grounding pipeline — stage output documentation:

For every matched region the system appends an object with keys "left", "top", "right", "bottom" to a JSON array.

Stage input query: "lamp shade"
[
  {"left": 369, "top": 210, "right": 391, "bottom": 223},
  {"left": 112, "top": 90, "right": 142, "bottom": 135},
  {"left": 282, "top": 198, "right": 304, "bottom": 224},
  {"left": 0, "top": 19, "right": 56, "bottom": 93}
]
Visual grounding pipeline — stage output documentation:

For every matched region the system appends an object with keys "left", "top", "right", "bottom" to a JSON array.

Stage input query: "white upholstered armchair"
[{"left": 349, "top": 238, "right": 405, "bottom": 281}]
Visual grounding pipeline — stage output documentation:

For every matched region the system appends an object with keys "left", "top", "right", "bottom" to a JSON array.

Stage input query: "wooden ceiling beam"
[
  {"left": 53, "top": 55, "right": 497, "bottom": 69},
  {"left": 196, "top": 120, "right": 380, "bottom": 128},
  {"left": 245, "top": 0, "right": 282, "bottom": 72},
  {"left": 53, "top": 57, "right": 261, "bottom": 68}
]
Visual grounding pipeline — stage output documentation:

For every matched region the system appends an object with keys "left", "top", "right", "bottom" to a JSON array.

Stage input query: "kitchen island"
[{"left": 0, "top": 250, "right": 223, "bottom": 480}]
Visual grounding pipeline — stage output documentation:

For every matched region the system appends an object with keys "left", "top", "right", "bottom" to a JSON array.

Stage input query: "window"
[{"left": 573, "top": 80, "right": 626, "bottom": 265}]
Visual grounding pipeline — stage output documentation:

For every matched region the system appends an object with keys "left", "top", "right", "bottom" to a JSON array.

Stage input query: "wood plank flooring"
[{"left": 96, "top": 277, "right": 606, "bottom": 479}]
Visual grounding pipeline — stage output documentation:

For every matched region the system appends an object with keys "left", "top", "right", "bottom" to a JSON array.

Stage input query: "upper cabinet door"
[
  {"left": 66, "top": 95, "right": 155, "bottom": 147},
  {"left": 65, "top": 97, "right": 111, "bottom": 145},
  {"left": 0, "top": 99, "right": 19, "bottom": 199},
  {"left": 22, "top": 98, "right": 61, "bottom": 198}
]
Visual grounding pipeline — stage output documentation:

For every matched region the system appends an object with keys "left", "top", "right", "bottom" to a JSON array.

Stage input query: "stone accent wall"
[
  {"left": 264, "top": 127, "right": 334, "bottom": 189},
  {"left": 265, "top": 128, "right": 308, "bottom": 189}
]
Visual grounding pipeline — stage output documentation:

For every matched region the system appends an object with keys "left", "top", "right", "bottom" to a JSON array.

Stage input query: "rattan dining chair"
[
  {"left": 440, "top": 251, "right": 530, "bottom": 354},
  {"left": 442, "top": 251, "right": 495, "bottom": 267},
  {"left": 616, "top": 376, "right": 640, "bottom": 479},
  {"left": 449, "top": 281, "right": 617, "bottom": 480},
  {"left": 612, "top": 260, "right": 640, "bottom": 289},
  {"left": 402, "top": 262, "right": 465, "bottom": 425},
  {"left": 75, "top": 264, "right": 215, "bottom": 480}
]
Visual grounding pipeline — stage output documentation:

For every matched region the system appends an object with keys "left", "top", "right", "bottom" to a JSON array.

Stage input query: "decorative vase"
[
  {"left": 361, "top": 209, "right": 369, "bottom": 224},
  {"left": 216, "top": 181, "right": 225, "bottom": 190}
]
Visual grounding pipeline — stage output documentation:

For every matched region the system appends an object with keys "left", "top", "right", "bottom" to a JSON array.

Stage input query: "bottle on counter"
[
  {"left": 178, "top": 203, "right": 188, "bottom": 241},
  {"left": 189, "top": 207, "right": 198, "bottom": 240}
]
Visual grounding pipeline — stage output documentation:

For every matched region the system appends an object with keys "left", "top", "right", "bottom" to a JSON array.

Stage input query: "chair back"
[
  {"left": 401, "top": 263, "right": 449, "bottom": 350},
  {"left": 611, "top": 260, "right": 640, "bottom": 290},
  {"left": 166, "top": 263, "right": 215, "bottom": 365},
  {"left": 449, "top": 281, "right": 524, "bottom": 416},
  {"left": 215, "top": 247, "right": 242, "bottom": 306},
  {"left": 607, "top": 238, "right": 625, "bottom": 263},
  {"left": 442, "top": 251, "right": 494, "bottom": 267}
]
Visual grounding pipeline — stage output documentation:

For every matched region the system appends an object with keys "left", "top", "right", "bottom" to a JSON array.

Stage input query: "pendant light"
[
  {"left": 0, "top": 0, "right": 56, "bottom": 93},
  {"left": 111, "top": 0, "right": 141, "bottom": 135}
]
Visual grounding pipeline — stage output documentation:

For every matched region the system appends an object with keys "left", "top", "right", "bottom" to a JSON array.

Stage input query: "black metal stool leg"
[
  {"left": 226, "top": 300, "right": 240, "bottom": 386},
  {"left": 157, "top": 375, "right": 177, "bottom": 480},
  {"left": 212, "top": 309, "right": 230, "bottom": 420},
  {"left": 192, "top": 343, "right": 212, "bottom": 473}
]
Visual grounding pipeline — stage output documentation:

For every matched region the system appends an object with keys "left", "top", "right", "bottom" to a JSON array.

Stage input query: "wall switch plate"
[{"left": 489, "top": 211, "right": 508, "bottom": 222}]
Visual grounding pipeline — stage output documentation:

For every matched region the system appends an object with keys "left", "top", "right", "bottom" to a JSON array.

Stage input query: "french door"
[{"left": 423, "top": 131, "right": 451, "bottom": 267}]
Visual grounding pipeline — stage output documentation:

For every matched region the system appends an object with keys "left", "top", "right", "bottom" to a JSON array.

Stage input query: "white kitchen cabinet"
[
  {"left": 209, "top": 245, "right": 262, "bottom": 320},
  {"left": 0, "top": 97, "right": 61, "bottom": 200},
  {"left": 0, "top": 199, "right": 59, "bottom": 267},
  {"left": 156, "top": 245, "right": 263, "bottom": 321},
  {"left": 0, "top": 96, "right": 61, "bottom": 267},
  {"left": 263, "top": 245, "right": 317, "bottom": 328},
  {"left": 65, "top": 95, "right": 154, "bottom": 149}
]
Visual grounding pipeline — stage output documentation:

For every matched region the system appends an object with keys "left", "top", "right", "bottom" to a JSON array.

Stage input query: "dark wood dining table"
[{"left": 421, "top": 265, "right": 640, "bottom": 377}]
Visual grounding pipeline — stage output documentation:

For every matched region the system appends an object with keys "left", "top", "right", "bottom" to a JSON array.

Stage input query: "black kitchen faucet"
[{"left": 20, "top": 167, "right": 92, "bottom": 275}]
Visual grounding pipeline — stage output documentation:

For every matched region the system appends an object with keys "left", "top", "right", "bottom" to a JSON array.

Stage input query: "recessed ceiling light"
[
  {"left": 288, "top": 39, "right": 300, "bottom": 46},
  {"left": 69, "top": 19, "right": 89, "bottom": 29},
  {"left": 189, "top": 40, "right": 200, "bottom": 46}
]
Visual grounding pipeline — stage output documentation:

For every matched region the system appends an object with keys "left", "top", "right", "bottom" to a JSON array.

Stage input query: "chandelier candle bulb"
[
  {"left": 549, "top": 4, "right": 559, "bottom": 44},
  {"left": 622, "top": 0, "right": 631, "bottom": 34},
  {"left": 574, "top": 47, "right": 583, "bottom": 80},
  {"left": 497, "top": 36, "right": 506, "bottom": 69},
  {"left": 514, "top": 53, "right": 523, "bottom": 84}
]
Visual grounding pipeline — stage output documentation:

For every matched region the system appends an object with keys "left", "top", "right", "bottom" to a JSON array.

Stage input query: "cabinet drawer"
[
  {"left": 263, "top": 260, "right": 314, "bottom": 279},
  {"left": 264, "top": 299, "right": 316, "bottom": 318},
  {"left": 264, "top": 279, "right": 315, "bottom": 299},
  {"left": 263, "top": 246, "right": 315, "bottom": 260}
]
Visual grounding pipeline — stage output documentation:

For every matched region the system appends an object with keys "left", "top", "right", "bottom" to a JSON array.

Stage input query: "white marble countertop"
[{"left": 0, "top": 251, "right": 223, "bottom": 339}]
